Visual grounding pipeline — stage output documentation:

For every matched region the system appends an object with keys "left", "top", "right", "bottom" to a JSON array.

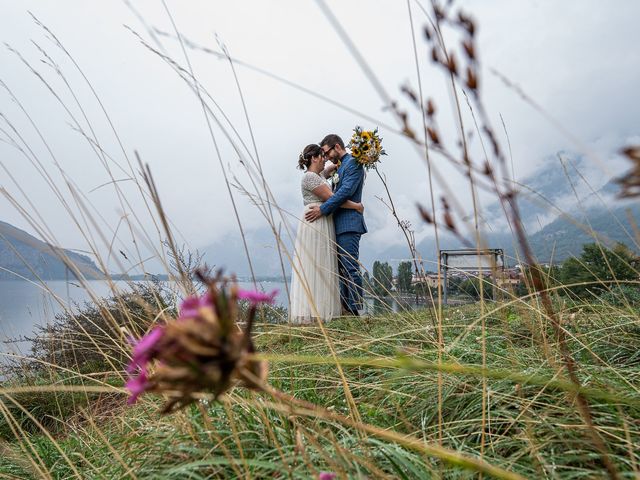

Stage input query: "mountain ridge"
[
  {"left": 2, "top": 152, "right": 630, "bottom": 280},
  {"left": 200, "top": 152, "right": 633, "bottom": 274},
  {"left": 0, "top": 220, "right": 104, "bottom": 281}
]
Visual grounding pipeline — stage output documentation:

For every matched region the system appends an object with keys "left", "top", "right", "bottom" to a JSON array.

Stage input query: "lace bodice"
[{"left": 301, "top": 171, "right": 326, "bottom": 205}]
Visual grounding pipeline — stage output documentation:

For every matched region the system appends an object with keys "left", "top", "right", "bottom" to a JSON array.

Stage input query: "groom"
[{"left": 305, "top": 134, "right": 367, "bottom": 316}]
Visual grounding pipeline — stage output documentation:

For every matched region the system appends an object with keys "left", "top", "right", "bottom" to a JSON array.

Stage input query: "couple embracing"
[{"left": 289, "top": 134, "right": 367, "bottom": 324}]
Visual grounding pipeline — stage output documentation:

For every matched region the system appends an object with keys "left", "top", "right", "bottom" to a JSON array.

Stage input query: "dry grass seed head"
[{"left": 617, "top": 146, "right": 640, "bottom": 198}]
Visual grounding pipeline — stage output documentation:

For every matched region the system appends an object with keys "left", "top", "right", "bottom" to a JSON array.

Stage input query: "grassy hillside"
[
  {"left": 1, "top": 298, "right": 638, "bottom": 479},
  {"left": 0, "top": 2, "right": 637, "bottom": 479}
]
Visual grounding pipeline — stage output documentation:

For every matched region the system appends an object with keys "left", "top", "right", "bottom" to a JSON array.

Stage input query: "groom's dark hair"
[{"left": 320, "top": 134, "right": 345, "bottom": 149}]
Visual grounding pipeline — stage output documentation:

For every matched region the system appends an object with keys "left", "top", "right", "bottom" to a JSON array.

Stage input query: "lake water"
[
  {"left": 0, "top": 279, "right": 424, "bottom": 357},
  {"left": 0, "top": 279, "right": 288, "bottom": 357}
]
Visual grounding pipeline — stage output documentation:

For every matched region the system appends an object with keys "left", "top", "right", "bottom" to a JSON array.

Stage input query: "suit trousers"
[{"left": 336, "top": 232, "right": 363, "bottom": 314}]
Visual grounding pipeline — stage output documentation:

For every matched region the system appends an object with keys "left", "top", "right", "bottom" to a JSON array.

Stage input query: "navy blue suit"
[{"left": 320, "top": 154, "right": 366, "bottom": 314}]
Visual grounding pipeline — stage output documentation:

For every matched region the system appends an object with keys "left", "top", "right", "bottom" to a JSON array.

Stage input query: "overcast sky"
[{"left": 1, "top": 1, "right": 639, "bottom": 274}]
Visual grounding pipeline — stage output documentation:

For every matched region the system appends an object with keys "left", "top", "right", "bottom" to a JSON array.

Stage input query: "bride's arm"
[{"left": 312, "top": 184, "right": 363, "bottom": 213}]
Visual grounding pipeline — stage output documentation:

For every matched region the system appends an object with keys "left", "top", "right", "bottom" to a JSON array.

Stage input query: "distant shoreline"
[{"left": 0, "top": 275, "right": 291, "bottom": 283}]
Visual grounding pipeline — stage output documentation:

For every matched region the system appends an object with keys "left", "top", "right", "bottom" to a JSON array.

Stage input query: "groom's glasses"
[{"left": 322, "top": 146, "right": 335, "bottom": 157}]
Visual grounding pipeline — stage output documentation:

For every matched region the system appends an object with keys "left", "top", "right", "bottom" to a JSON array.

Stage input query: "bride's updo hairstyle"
[{"left": 297, "top": 144, "right": 323, "bottom": 170}]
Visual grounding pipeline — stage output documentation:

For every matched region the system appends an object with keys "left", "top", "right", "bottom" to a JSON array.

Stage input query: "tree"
[
  {"left": 372, "top": 261, "right": 393, "bottom": 297},
  {"left": 448, "top": 276, "right": 464, "bottom": 295},
  {"left": 459, "top": 277, "right": 493, "bottom": 300},
  {"left": 363, "top": 270, "right": 373, "bottom": 295},
  {"left": 559, "top": 243, "right": 638, "bottom": 297},
  {"left": 516, "top": 265, "right": 560, "bottom": 297},
  {"left": 412, "top": 281, "right": 435, "bottom": 299},
  {"left": 397, "top": 261, "right": 413, "bottom": 294}
]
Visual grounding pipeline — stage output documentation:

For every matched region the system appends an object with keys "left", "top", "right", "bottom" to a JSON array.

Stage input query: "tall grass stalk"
[{"left": 0, "top": 1, "right": 638, "bottom": 479}]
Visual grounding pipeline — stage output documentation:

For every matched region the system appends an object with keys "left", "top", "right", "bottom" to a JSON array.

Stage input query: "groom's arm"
[{"left": 319, "top": 161, "right": 363, "bottom": 216}]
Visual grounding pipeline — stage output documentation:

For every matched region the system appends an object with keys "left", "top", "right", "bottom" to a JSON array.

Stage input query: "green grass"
[
  {"left": 2, "top": 2, "right": 638, "bottom": 478},
  {"left": 1, "top": 301, "right": 639, "bottom": 479}
]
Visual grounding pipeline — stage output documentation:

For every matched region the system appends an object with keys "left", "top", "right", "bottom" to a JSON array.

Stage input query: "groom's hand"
[
  {"left": 305, "top": 205, "right": 322, "bottom": 222},
  {"left": 323, "top": 161, "right": 337, "bottom": 174}
]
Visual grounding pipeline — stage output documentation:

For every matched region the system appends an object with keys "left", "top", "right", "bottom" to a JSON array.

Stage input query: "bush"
[
  {"left": 0, "top": 281, "right": 173, "bottom": 439},
  {"left": 15, "top": 280, "right": 173, "bottom": 376},
  {"left": 458, "top": 277, "right": 494, "bottom": 300},
  {"left": 599, "top": 284, "right": 640, "bottom": 308}
]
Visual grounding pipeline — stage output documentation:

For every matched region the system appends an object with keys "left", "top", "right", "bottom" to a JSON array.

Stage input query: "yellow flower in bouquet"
[{"left": 348, "top": 126, "right": 386, "bottom": 170}]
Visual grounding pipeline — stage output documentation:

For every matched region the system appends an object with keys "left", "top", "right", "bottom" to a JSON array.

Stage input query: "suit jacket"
[{"left": 320, "top": 154, "right": 367, "bottom": 235}]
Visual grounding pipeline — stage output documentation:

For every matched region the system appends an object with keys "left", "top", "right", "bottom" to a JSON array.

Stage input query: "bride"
[{"left": 289, "top": 144, "right": 364, "bottom": 324}]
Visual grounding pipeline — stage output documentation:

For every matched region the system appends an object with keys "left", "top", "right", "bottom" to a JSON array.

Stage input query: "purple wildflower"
[
  {"left": 127, "top": 326, "right": 164, "bottom": 373},
  {"left": 126, "top": 370, "right": 148, "bottom": 404},
  {"left": 178, "top": 292, "right": 213, "bottom": 320},
  {"left": 237, "top": 289, "right": 279, "bottom": 305},
  {"left": 318, "top": 473, "right": 337, "bottom": 480},
  {"left": 179, "top": 296, "right": 201, "bottom": 319},
  {"left": 123, "top": 271, "right": 269, "bottom": 413}
]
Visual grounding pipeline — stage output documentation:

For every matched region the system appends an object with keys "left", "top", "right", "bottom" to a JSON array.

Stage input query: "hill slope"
[{"left": 0, "top": 220, "right": 104, "bottom": 280}]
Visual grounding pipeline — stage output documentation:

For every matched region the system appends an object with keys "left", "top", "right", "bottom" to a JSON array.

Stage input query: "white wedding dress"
[{"left": 289, "top": 172, "right": 342, "bottom": 324}]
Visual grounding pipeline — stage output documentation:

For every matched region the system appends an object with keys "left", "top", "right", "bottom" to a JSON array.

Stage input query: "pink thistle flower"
[
  {"left": 237, "top": 289, "right": 279, "bottom": 305},
  {"left": 126, "top": 370, "right": 148, "bottom": 404},
  {"left": 178, "top": 296, "right": 201, "bottom": 319},
  {"left": 127, "top": 326, "right": 164, "bottom": 373},
  {"left": 123, "top": 271, "right": 270, "bottom": 413},
  {"left": 178, "top": 292, "right": 213, "bottom": 320},
  {"left": 318, "top": 473, "right": 337, "bottom": 480}
]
